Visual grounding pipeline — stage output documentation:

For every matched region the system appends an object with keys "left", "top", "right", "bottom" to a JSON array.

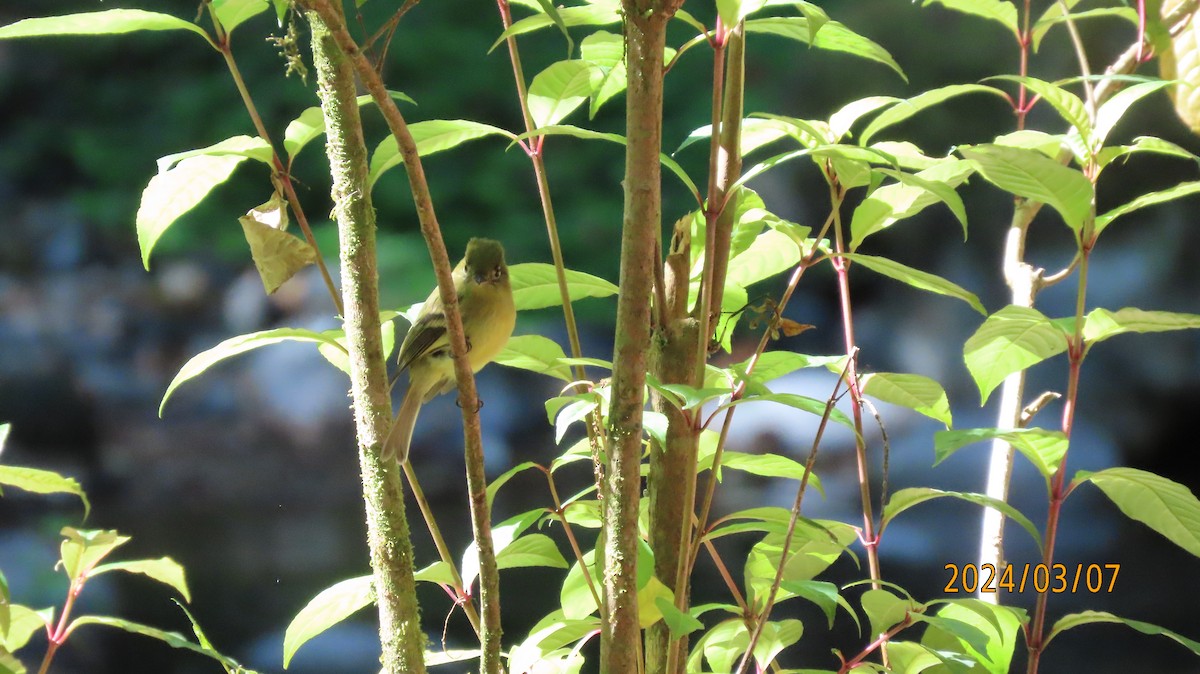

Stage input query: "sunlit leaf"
[
  {"left": 212, "top": 0, "right": 269, "bottom": 34},
  {"left": 744, "top": 18, "right": 906, "bottom": 80},
  {"left": 283, "top": 576, "right": 374, "bottom": 668},
  {"left": 528, "top": 60, "right": 604, "bottom": 128},
  {"left": 137, "top": 154, "right": 247, "bottom": 269},
  {"left": 936, "top": 427, "right": 1068, "bottom": 480},
  {"left": 1078, "top": 467, "right": 1200, "bottom": 558},
  {"left": 959, "top": 144, "right": 1094, "bottom": 235},
  {"left": 849, "top": 160, "right": 974, "bottom": 249},
  {"left": 881, "top": 487, "right": 1042, "bottom": 551},
  {"left": 921, "top": 0, "right": 1019, "bottom": 37},
  {"left": 840, "top": 254, "right": 985, "bottom": 315},
  {"left": 91, "top": 558, "right": 191, "bottom": 603},
  {"left": 68, "top": 616, "right": 252, "bottom": 671},
  {"left": 60, "top": 528, "right": 130, "bottom": 582},
  {"left": 496, "top": 334, "right": 572, "bottom": 381},
  {"left": 509, "top": 262, "right": 618, "bottom": 310},
  {"left": 963, "top": 305, "right": 1068, "bottom": 404},
  {"left": 921, "top": 600, "right": 1027, "bottom": 674},
  {"left": 860, "top": 372, "right": 952, "bottom": 428},
  {"left": 0, "top": 9, "right": 213, "bottom": 46},
  {"left": 860, "top": 84, "right": 1004, "bottom": 145},
  {"left": 160, "top": 328, "right": 344, "bottom": 415},
  {"left": 1094, "top": 181, "right": 1200, "bottom": 234},
  {"left": 0, "top": 466, "right": 90, "bottom": 517},
  {"left": 370, "top": 119, "right": 516, "bottom": 185},
  {"left": 1047, "top": 610, "right": 1200, "bottom": 655}
]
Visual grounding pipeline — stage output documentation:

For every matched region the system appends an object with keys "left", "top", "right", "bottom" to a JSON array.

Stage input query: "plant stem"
[
  {"left": 829, "top": 180, "right": 883, "bottom": 588},
  {"left": 1026, "top": 247, "right": 1090, "bottom": 674},
  {"left": 299, "top": 2, "right": 502, "bottom": 670},
  {"left": 600, "top": 3, "right": 680, "bottom": 671},
  {"left": 206, "top": 4, "right": 343, "bottom": 315},
  {"left": 306, "top": 6, "right": 426, "bottom": 672},
  {"left": 546, "top": 469, "right": 603, "bottom": 609},
  {"left": 402, "top": 462, "right": 482, "bottom": 638},
  {"left": 733, "top": 358, "right": 849, "bottom": 674},
  {"left": 37, "top": 576, "right": 85, "bottom": 674}
]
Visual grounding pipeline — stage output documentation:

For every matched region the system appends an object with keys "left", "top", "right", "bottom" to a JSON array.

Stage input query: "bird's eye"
[{"left": 492, "top": 267, "right": 504, "bottom": 280}]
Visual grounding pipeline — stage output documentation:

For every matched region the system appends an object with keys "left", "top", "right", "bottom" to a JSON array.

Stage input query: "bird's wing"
[{"left": 397, "top": 313, "right": 448, "bottom": 372}]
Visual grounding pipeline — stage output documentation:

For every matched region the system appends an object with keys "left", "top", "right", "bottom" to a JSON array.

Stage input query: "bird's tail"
[{"left": 382, "top": 386, "right": 422, "bottom": 463}]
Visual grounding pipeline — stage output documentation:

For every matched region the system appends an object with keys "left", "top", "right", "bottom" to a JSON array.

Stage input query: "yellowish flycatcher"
[{"left": 383, "top": 238, "right": 516, "bottom": 463}]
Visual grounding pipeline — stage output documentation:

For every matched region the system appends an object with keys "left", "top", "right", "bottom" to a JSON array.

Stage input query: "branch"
[{"left": 298, "top": 2, "right": 502, "bottom": 670}]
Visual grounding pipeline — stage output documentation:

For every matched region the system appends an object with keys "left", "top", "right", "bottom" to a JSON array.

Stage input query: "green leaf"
[
  {"left": 1083, "top": 307, "right": 1200, "bottom": 344},
  {"left": 509, "top": 262, "right": 618, "bottom": 310},
  {"left": 988, "top": 76, "right": 1091, "bottom": 144},
  {"left": 370, "top": 119, "right": 516, "bottom": 185},
  {"left": 560, "top": 550, "right": 599, "bottom": 620},
  {"left": 212, "top": 0, "right": 269, "bottom": 34},
  {"left": 91, "top": 558, "right": 191, "bottom": 603},
  {"left": 1078, "top": 467, "right": 1200, "bottom": 558},
  {"left": 1033, "top": 6, "right": 1137, "bottom": 52},
  {"left": 0, "top": 9, "right": 214, "bottom": 46},
  {"left": 993, "top": 129, "right": 1069, "bottom": 157},
  {"left": 698, "top": 451, "right": 824, "bottom": 496},
  {"left": 883, "top": 641, "right": 946, "bottom": 674},
  {"left": 508, "top": 610, "right": 598, "bottom": 674},
  {"left": 283, "top": 107, "right": 327, "bottom": 160},
  {"left": 1092, "top": 80, "right": 1174, "bottom": 149},
  {"left": 744, "top": 18, "right": 906, "bottom": 81},
  {"left": 0, "top": 648, "right": 24, "bottom": 674},
  {"left": 720, "top": 393, "right": 854, "bottom": 430},
  {"left": 486, "top": 461, "right": 541, "bottom": 509},
  {"left": 776, "top": 579, "right": 844, "bottom": 630},
  {"left": 860, "top": 372, "right": 952, "bottom": 428},
  {"left": 860, "top": 84, "right": 1004, "bottom": 146},
  {"left": 1046, "top": 610, "right": 1200, "bottom": 655},
  {"left": 880, "top": 487, "right": 1042, "bottom": 552},
  {"left": 283, "top": 576, "right": 374, "bottom": 668},
  {"left": 861, "top": 588, "right": 917, "bottom": 636},
  {"left": 0, "top": 466, "right": 90, "bottom": 517},
  {"left": 744, "top": 523, "right": 858, "bottom": 607},
  {"left": 156, "top": 136, "right": 273, "bottom": 172},
  {"left": 59, "top": 528, "right": 130, "bottom": 581},
  {"left": 935, "top": 428, "right": 1068, "bottom": 480},
  {"left": 752, "top": 619, "right": 804, "bottom": 669},
  {"left": 425, "top": 649, "right": 482, "bottom": 667},
  {"left": 519, "top": 125, "right": 700, "bottom": 200},
  {"left": 691, "top": 619, "right": 749, "bottom": 673},
  {"left": 1097, "top": 135, "right": 1200, "bottom": 171},
  {"left": 731, "top": 351, "right": 847, "bottom": 385},
  {"left": 840, "top": 254, "right": 985, "bottom": 315},
  {"left": 921, "top": 600, "right": 1027, "bottom": 674},
  {"left": 1094, "top": 181, "right": 1200, "bottom": 234},
  {"left": 859, "top": 164, "right": 969, "bottom": 242},
  {"left": 496, "top": 533, "right": 570, "bottom": 570},
  {"left": 284, "top": 92, "right": 416, "bottom": 161},
  {"left": 921, "top": 0, "right": 1019, "bottom": 37},
  {"left": 829, "top": 96, "right": 901, "bottom": 141},
  {"left": 717, "top": 0, "right": 769, "bottom": 26},
  {"left": 136, "top": 154, "right": 247, "bottom": 270},
  {"left": 958, "top": 144, "right": 1094, "bottom": 235},
  {"left": 490, "top": 1, "right": 620, "bottom": 52},
  {"left": 655, "top": 597, "right": 704, "bottom": 638},
  {"left": 1, "top": 605, "right": 52, "bottom": 652},
  {"left": 724, "top": 228, "right": 804, "bottom": 288},
  {"left": 462, "top": 510, "right": 545, "bottom": 590},
  {"left": 963, "top": 305, "right": 1068, "bottom": 404},
  {"left": 413, "top": 561, "right": 457, "bottom": 586},
  {"left": 528, "top": 60, "right": 604, "bottom": 128},
  {"left": 496, "top": 335, "right": 572, "bottom": 381},
  {"left": 160, "top": 328, "right": 344, "bottom": 415},
  {"left": 68, "top": 615, "right": 253, "bottom": 671}
]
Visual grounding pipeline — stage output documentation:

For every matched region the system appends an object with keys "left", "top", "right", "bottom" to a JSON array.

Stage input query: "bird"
[{"left": 382, "top": 238, "right": 515, "bottom": 463}]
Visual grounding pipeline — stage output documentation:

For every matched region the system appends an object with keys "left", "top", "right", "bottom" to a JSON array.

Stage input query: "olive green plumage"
[{"left": 383, "top": 238, "right": 516, "bottom": 463}]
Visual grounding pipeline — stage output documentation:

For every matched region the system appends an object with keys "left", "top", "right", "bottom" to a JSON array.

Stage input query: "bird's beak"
[{"left": 474, "top": 272, "right": 486, "bottom": 285}]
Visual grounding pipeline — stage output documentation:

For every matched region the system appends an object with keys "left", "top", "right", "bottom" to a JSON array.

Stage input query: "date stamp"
[{"left": 944, "top": 563, "right": 1120, "bottom": 594}]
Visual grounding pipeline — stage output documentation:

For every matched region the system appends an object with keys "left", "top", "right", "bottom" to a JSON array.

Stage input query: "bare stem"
[
  {"left": 205, "top": 3, "right": 343, "bottom": 315},
  {"left": 298, "top": 2, "right": 502, "bottom": 670}
]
